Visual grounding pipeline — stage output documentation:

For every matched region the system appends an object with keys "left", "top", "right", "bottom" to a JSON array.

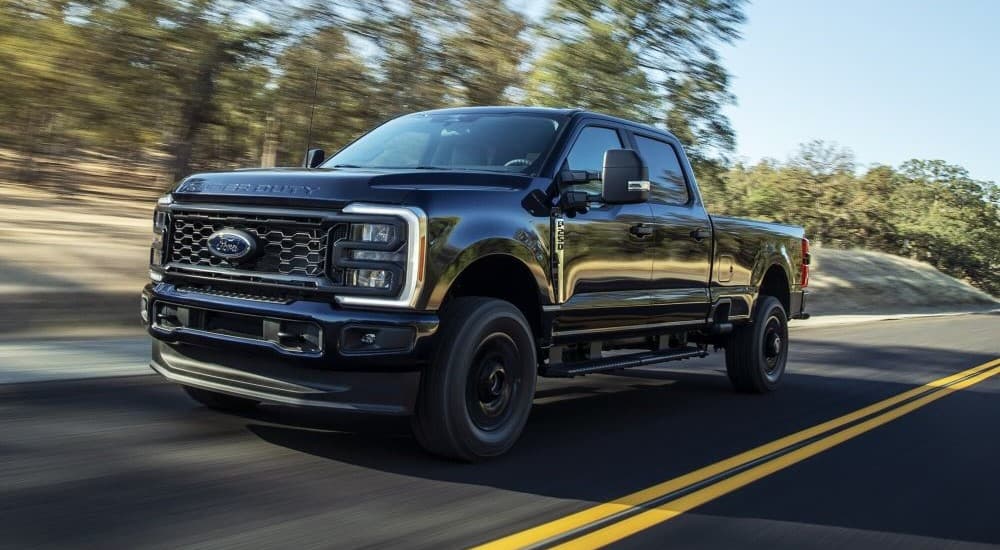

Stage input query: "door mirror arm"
[
  {"left": 559, "top": 190, "right": 591, "bottom": 216},
  {"left": 558, "top": 169, "right": 602, "bottom": 184}
]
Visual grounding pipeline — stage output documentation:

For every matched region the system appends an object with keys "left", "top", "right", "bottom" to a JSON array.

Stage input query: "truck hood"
[{"left": 171, "top": 168, "right": 535, "bottom": 209}]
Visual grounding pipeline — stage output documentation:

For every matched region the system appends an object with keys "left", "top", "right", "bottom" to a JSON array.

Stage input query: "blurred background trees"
[{"left": 1, "top": 0, "right": 997, "bottom": 293}]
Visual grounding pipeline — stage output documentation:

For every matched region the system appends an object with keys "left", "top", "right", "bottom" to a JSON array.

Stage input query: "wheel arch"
[
  {"left": 430, "top": 248, "right": 549, "bottom": 339},
  {"left": 757, "top": 263, "right": 791, "bottom": 314}
]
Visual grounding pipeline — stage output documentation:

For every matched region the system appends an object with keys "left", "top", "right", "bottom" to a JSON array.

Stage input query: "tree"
[
  {"left": 441, "top": 0, "right": 532, "bottom": 105},
  {"left": 529, "top": 0, "right": 746, "bottom": 161},
  {"left": 272, "top": 24, "right": 375, "bottom": 165},
  {"left": 527, "top": 18, "right": 660, "bottom": 121}
]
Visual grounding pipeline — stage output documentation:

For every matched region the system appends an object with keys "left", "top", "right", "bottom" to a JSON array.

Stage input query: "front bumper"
[
  {"left": 150, "top": 340, "right": 420, "bottom": 414},
  {"left": 143, "top": 283, "right": 438, "bottom": 414}
]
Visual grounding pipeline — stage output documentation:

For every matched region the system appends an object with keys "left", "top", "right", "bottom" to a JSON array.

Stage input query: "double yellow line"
[{"left": 476, "top": 358, "right": 1000, "bottom": 550}]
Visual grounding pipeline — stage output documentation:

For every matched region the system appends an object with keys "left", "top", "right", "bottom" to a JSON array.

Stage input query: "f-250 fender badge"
[
  {"left": 207, "top": 229, "right": 256, "bottom": 261},
  {"left": 554, "top": 216, "right": 566, "bottom": 303}
]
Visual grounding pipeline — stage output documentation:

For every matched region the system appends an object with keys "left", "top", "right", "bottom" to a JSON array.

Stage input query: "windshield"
[{"left": 323, "top": 113, "right": 563, "bottom": 174}]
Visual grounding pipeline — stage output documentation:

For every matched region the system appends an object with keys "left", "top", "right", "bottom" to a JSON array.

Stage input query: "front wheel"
[
  {"left": 725, "top": 296, "right": 789, "bottom": 393},
  {"left": 412, "top": 297, "right": 537, "bottom": 461}
]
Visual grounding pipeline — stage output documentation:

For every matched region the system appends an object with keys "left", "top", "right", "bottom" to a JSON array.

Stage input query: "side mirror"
[
  {"left": 304, "top": 148, "right": 325, "bottom": 168},
  {"left": 602, "top": 149, "right": 649, "bottom": 204}
]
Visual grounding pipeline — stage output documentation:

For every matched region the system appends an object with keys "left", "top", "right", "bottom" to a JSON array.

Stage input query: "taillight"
[{"left": 800, "top": 238, "right": 810, "bottom": 288}]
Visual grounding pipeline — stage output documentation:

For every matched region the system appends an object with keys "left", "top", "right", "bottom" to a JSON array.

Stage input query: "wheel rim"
[
  {"left": 761, "top": 313, "right": 787, "bottom": 381},
  {"left": 466, "top": 332, "right": 521, "bottom": 431}
]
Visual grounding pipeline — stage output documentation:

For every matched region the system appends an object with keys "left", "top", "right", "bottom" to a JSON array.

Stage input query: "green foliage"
[
  {"left": 699, "top": 142, "right": 1000, "bottom": 295},
  {"left": 2, "top": 1, "right": 995, "bottom": 295},
  {"left": 442, "top": 0, "right": 532, "bottom": 106},
  {"left": 528, "top": 0, "right": 746, "bottom": 161},
  {"left": 527, "top": 17, "right": 660, "bottom": 122}
]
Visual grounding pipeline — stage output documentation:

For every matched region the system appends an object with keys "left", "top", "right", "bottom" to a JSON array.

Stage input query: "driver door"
[{"left": 552, "top": 124, "right": 655, "bottom": 339}]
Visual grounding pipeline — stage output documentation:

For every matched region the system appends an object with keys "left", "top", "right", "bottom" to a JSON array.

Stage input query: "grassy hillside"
[{"left": 808, "top": 248, "right": 997, "bottom": 315}]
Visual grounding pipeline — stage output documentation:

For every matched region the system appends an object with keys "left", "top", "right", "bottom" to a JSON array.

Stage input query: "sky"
[{"left": 719, "top": 0, "right": 1000, "bottom": 182}]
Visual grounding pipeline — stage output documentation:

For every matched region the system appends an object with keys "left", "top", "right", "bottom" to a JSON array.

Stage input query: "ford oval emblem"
[{"left": 207, "top": 229, "right": 256, "bottom": 261}]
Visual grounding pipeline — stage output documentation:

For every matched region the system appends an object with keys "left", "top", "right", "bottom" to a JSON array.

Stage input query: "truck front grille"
[{"left": 169, "top": 211, "right": 346, "bottom": 277}]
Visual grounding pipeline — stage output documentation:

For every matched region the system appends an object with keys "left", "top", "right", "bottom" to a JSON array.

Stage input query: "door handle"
[
  {"left": 690, "top": 227, "right": 711, "bottom": 241},
  {"left": 630, "top": 224, "right": 654, "bottom": 238}
]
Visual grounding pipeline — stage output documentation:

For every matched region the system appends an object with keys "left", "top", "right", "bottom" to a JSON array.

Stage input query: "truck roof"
[{"left": 409, "top": 106, "right": 678, "bottom": 142}]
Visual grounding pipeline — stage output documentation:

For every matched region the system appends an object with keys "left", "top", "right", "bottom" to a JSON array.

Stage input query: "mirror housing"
[
  {"left": 602, "top": 149, "right": 649, "bottom": 204},
  {"left": 304, "top": 148, "right": 325, "bottom": 168}
]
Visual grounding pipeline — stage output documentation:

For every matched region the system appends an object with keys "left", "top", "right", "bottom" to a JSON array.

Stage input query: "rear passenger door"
[{"left": 630, "top": 132, "right": 713, "bottom": 324}]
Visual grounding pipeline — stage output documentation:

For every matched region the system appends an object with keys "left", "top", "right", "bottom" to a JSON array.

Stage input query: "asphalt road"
[{"left": 2, "top": 314, "right": 998, "bottom": 549}]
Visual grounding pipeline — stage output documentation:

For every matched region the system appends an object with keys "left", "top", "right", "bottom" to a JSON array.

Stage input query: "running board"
[{"left": 540, "top": 346, "right": 708, "bottom": 378}]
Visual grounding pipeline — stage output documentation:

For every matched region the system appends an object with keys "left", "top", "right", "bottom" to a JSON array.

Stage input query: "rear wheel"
[
  {"left": 413, "top": 297, "right": 537, "bottom": 461},
  {"left": 182, "top": 385, "right": 259, "bottom": 413},
  {"left": 725, "top": 296, "right": 788, "bottom": 393}
]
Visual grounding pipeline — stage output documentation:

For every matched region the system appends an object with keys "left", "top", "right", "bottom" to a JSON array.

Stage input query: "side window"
[
  {"left": 634, "top": 135, "right": 690, "bottom": 205},
  {"left": 565, "top": 126, "right": 623, "bottom": 195}
]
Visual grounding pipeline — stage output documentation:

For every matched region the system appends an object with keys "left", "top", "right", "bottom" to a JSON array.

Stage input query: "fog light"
[
  {"left": 346, "top": 268, "right": 392, "bottom": 289},
  {"left": 140, "top": 296, "right": 149, "bottom": 323},
  {"left": 341, "top": 325, "right": 415, "bottom": 353}
]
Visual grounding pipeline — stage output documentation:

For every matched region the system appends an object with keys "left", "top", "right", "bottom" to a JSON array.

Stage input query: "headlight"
[
  {"left": 351, "top": 249, "right": 405, "bottom": 262},
  {"left": 346, "top": 268, "right": 393, "bottom": 289},
  {"left": 350, "top": 223, "right": 396, "bottom": 243},
  {"left": 333, "top": 219, "right": 405, "bottom": 295},
  {"left": 150, "top": 209, "right": 168, "bottom": 266},
  {"left": 153, "top": 210, "right": 168, "bottom": 232},
  {"left": 334, "top": 204, "right": 427, "bottom": 309}
]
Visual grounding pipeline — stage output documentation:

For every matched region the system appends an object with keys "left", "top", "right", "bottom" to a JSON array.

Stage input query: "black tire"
[
  {"left": 182, "top": 385, "right": 259, "bottom": 413},
  {"left": 412, "top": 297, "right": 537, "bottom": 461},
  {"left": 725, "top": 296, "right": 789, "bottom": 393}
]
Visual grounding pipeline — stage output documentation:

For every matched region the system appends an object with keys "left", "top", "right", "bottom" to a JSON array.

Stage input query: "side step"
[{"left": 540, "top": 346, "right": 709, "bottom": 378}]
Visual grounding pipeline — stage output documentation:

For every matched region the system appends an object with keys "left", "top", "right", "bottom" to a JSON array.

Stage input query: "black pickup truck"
[{"left": 142, "top": 107, "right": 809, "bottom": 460}]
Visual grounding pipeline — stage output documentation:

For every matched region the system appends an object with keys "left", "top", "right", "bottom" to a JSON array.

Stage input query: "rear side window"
[
  {"left": 565, "top": 126, "right": 623, "bottom": 194},
  {"left": 634, "top": 135, "right": 689, "bottom": 205}
]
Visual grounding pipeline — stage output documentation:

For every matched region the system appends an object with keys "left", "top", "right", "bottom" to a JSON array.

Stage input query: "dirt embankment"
[{"left": 807, "top": 248, "right": 997, "bottom": 315}]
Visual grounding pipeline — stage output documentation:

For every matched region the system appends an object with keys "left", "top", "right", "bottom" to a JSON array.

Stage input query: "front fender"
[
  {"left": 403, "top": 184, "right": 555, "bottom": 311},
  {"left": 421, "top": 224, "right": 553, "bottom": 311},
  {"left": 425, "top": 241, "right": 552, "bottom": 311}
]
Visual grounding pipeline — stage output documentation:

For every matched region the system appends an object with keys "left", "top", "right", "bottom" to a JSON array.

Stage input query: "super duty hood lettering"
[
  {"left": 179, "top": 180, "right": 320, "bottom": 195},
  {"left": 171, "top": 169, "right": 412, "bottom": 207}
]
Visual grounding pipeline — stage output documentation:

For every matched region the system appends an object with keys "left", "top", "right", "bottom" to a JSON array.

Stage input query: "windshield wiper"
[{"left": 331, "top": 164, "right": 363, "bottom": 168}]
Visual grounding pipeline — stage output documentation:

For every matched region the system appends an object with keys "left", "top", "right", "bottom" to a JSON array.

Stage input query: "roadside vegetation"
[
  {"left": 1, "top": 1, "right": 997, "bottom": 294},
  {"left": 701, "top": 144, "right": 1000, "bottom": 295}
]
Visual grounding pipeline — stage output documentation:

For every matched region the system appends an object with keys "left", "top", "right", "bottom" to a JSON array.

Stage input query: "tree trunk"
[
  {"left": 260, "top": 114, "right": 277, "bottom": 168},
  {"left": 170, "top": 43, "right": 228, "bottom": 182}
]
